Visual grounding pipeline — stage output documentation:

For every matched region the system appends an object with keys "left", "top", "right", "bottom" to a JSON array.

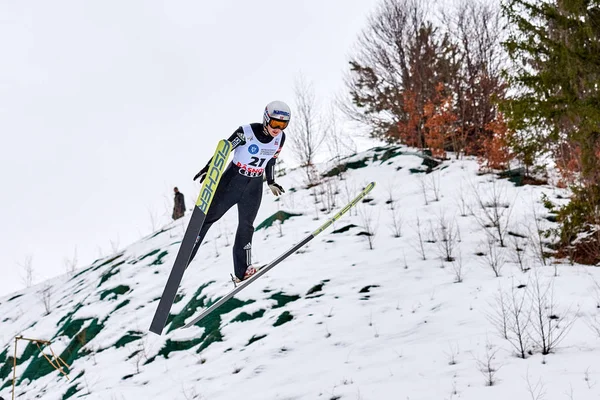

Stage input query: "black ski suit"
[{"left": 188, "top": 123, "right": 285, "bottom": 279}]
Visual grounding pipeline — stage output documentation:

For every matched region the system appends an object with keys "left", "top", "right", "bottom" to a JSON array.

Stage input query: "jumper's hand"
[
  {"left": 193, "top": 170, "right": 207, "bottom": 183},
  {"left": 268, "top": 182, "right": 285, "bottom": 196}
]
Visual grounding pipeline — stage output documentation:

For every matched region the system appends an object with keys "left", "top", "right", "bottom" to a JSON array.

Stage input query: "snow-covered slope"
[{"left": 1, "top": 145, "right": 599, "bottom": 400}]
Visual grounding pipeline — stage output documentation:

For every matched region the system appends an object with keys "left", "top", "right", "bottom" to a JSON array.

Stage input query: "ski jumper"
[{"left": 188, "top": 123, "right": 285, "bottom": 279}]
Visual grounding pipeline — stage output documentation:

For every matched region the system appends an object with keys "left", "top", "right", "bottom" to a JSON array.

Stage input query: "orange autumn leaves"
[
  {"left": 396, "top": 82, "right": 511, "bottom": 168},
  {"left": 397, "top": 83, "right": 456, "bottom": 157}
]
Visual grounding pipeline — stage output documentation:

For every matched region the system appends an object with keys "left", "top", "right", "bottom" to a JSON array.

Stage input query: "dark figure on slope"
[
  {"left": 172, "top": 187, "right": 186, "bottom": 220},
  {"left": 189, "top": 100, "right": 290, "bottom": 282}
]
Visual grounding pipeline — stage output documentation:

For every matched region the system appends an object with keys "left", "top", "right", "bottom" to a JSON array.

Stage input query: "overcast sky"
[{"left": 0, "top": 0, "right": 382, "bottom": 296}]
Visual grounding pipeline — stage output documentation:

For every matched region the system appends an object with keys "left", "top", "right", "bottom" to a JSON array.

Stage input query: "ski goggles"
[{"left": 268, "top": 118, "right": 289, "bottom": 130}]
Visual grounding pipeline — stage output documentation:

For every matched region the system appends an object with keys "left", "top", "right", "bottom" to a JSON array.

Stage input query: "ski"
[
  {"left": 182, "top": 181, "right": 376, "bottom": 329},
  {"left": 149, "top": 139, "right": 232, "bottom": 335}
]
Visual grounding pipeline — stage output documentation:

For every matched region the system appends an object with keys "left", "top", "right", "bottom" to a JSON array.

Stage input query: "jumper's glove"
[
  {"left": 268, "top": 181, "right": 285, "bottom": 196},
  {"left": 193, "top": 169, "right": 207, "bottom": 183}
]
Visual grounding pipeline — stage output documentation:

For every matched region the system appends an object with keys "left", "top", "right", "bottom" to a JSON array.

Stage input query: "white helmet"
[{"left": 263, "top": 100, "right": 291, "bottom": 130}]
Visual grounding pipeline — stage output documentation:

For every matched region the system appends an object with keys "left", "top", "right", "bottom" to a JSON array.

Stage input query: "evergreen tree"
[{"left": 502, "top": 0, "right": 600, "bottom": 263}]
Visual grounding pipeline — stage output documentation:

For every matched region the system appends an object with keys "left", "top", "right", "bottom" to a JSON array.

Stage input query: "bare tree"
[
  {"left": 418, "top": 171, "right": 443, "bottom": 206},
  {"left": 147, "top": 206, "right": 159, "bottom": 233},
  {"left": 342, "top": 180, "right": 359, "bottom": 217},
  {"left": 456, "top": 185, "right": 472, "bottom": 217},
  {"left": 289, "top": 76, "right": 325, "bottom": 186},
  {"left": 213, "top": 238, "right": 220, "bottom": 258},
  {"left": 358, "top": 204, "right": 378, "bottom": 250},
  {"left": 489, "top": 287, "right": 510, "bottom": 340},
  {"left": 528, "top": 204, "right": 548, "bottom": 267},
  {"left": 19, "top": 254, "right": 34, "bottom": 288},
  {"left": 441, "top": 0, "right": 506, "bottom": 158},
  {"left": 587, "top": 314, "right": 600, "bottom": 338},
  {"left": 482, "top": 234, "right": 505, "bottom": 277},
  {"left": 528, "top": 272, "right": 576, "bottom": 355},
  {"left": 131, "top": 339, "right": 148, "bottom": 375},
  {"left": 507, "top": 284, "right": 533, "bottom": 359},
  {"left": 414, "top": 215, "right": 427, "bottom": 260},
  {"left": 322, "top": 178, "right": 340, "bottom": 214},
  {"left": 470, "top": 180, "right": 513, "bottom": 247},
  {"left": 436, "top": 213, "right": 459, "bottom": 262},
  {"left": 524, "top": 369, "right": 547, "bottom": 400},
  {"left": 64, "top": 247, "right": 78, "bottom": 276},
  {"left": 489, "top": 282, "right": 532, "bottom": 359},
  {"left": 390, "top": 207, "right": 403, "bottom": 238},
  {"left": 324, "top": 104, "right": 356, "bottom": 180},
  {"left": 181, "top": 384, "right": 202, "bottom": 400},
  {"left": 341, "top": 0, "right": 460, "bottom": 146},
  {"left": 510, "top": 233, "right": 529, "bottom": 273},
  {"left": 341, "top": 0, "right": 424, "bottom": 138},
  {"left": 583, "top": 367, "right": 597, "bottom": 390},
  {"left": 446, "top": 342, "right": 460, "bottom": 365},
  {"left": 385, "top": 178, "right": 398, "bottom": 210},
  {"left": 564, "top": 384, "right": 575, "bottom": 400},
  {"left": 283, "top": 182, "right": 297, "bottom": 210},
  {"left": 275, "top": 220, "right": 284, "bottom": 238},
  {"left": 218, "top": 220, "right": 231, "bottom": 247},
  {"left": 430, "top": 172, "right": 442, "bottom": 202},
  {"left": 109, "top": 235, "right": 120, "bottom": 254},
  {"left": 450, "top": 248, "right": 464, "bottom": 283},
  {"left": 83, "top": 375, "right": 94, "bottom": 396},
  {"left": 475, "top": 340, "right": 501, "bottom": 387},
  {"left": 311, "top": 186, "right": 320, "bottom": 220},
  {"left": 39, "top": 284, "right": 53, "bottom": 315},
  {"left": 342, "top": 0, "right": 508, "bottom": 160},
  {"left": 418, "top": 175, "right": 430, "bottom": 206}
]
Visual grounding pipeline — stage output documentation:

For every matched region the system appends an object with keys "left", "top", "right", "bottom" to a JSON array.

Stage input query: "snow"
[{"left": 1, "top": 144, "right": 599, "bottom": 400}]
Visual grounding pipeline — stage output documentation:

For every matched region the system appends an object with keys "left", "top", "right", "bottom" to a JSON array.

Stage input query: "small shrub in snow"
[
  {"left": 39, "top": 284, "right": 53, "bottom": 315},
  {"left": 586, "top": 315, "right": 600, "bottom": 338},
  {"left": 510, "top": 234, "right": 530, "bottom": 273},
  {"left": 470, "top": 180, "right": 513, "bottom": 247},
  {"left": 19, "top": 254, "right": 34, "bottom": 288},
  {"left": 414, "top": 215, "right": 427, "bottom": 260},
  {"left": 450, "top": 249, "right": 465, "bottom": 283},
  {"left": 489, "top": 284, "right": 532, "bottom": 359},
  {"left": 481, "top": 235, "right": 506, "bottom": 277},
  {"left": 435, "top": 213, "right": 460, "bottom": 262},
  {"left": 64, "top": 247, "right": 78, "bottom": 276},
  {"left": 489, "top": 272, "right": 576, "bottom": 357},
  {"left": 389, "top": 207, "right": 403, "bottom": 238},
  {"left": 358, "top": 204, "right": 378, "bottom": 250},
  {"left": 476, "top": 340, "right": 501, "bottom": 387},
  {"left": 524, "top": 370, "right": 546, "bottom": 400},
  {"left": 528, "top": 272, "right": 576, "bottom": 355}
]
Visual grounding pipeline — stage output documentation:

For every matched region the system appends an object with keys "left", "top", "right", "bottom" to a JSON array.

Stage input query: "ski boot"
[{"left": 231, "top": 265, "right": 259, "bottom": 286}]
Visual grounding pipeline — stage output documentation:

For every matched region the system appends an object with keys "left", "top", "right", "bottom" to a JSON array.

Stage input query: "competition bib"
[{"left": 231, "top": 125, "right": 280, "bottom": 177}]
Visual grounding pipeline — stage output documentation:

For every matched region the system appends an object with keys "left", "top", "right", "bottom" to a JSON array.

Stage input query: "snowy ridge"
[{"left": 1, "top": 144, "right": 600, "bottom": 400}]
